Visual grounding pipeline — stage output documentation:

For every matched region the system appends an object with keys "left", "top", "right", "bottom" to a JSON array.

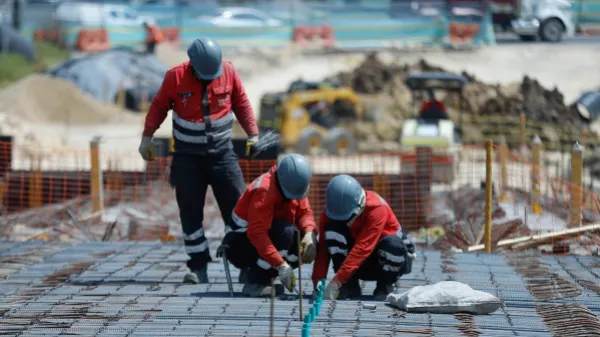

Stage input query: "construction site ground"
[{"left": 1, "top": 241, "right": 600, "bottom": 336}]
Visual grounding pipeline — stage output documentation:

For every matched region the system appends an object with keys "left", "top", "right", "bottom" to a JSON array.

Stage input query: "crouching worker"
[
  {"left": 312, "top": 174, "right": 415, "bottom": 301},
  {"left": 219, "top": 154, "right": 318, "bottom": 297}
]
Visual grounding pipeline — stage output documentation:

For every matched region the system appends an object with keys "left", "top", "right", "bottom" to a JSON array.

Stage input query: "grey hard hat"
[
  {"left": 275, "top": 154, "right": 312, "bottom": 200},
  {"left": 187, "top": 37, "right": 222, "bottom": 80},
  {"left": 325, "top": 174, "right": 364, "bottom": 221}
]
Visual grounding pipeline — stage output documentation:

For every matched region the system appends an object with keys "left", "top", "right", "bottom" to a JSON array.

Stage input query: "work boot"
[
  {"left": 373, "top": 281, "right": 394, "bottom": 301},
  {"left": 337, "top": 278, "right": 362, "bottom": 300},
  {"left": 238, "top": 268, "right": 249, "bottom": 283},
  {"left": 183, "top": 265, "right": 209, "bottom": 284},
  {"left": 242, "top": 283, "right": 284, "bottom": 297}
]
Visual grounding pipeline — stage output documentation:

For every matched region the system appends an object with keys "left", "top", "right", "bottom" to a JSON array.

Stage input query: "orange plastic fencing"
[
  {"left": 0, "top": 139, "right": 599, "bottom": 254},
  {"left": 490, "top": 144, "right": 600, "bottom": 254},
  {"left": 76, "top": 29, "right": 110, "bottom": 52}
]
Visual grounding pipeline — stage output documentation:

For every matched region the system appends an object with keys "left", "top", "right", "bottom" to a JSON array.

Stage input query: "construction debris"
[
  {"left": 328, "top": 53, "right": 594, "bottom": 152},
  {"left": 430, "top": 187, "right": 533, "bottom": 250},
  {"left": 0, "top": 179, "right": 190, "bottom": 243}
]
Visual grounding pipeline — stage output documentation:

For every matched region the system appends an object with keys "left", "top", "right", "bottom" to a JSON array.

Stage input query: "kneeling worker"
[
  {"left": 221, "top": 154, "right": 318, "bottom": 297},
  {"left": 312, "top": 174, "right": 415, "bottom": 300}
]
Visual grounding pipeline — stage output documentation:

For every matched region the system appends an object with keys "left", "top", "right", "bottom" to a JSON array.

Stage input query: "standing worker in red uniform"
[
  {"left": 143, "top": 21, "right": 164, "bottom": 54},
  {"left": 138, "top": 37, "right": 260, "bottom": 284},
  {"left": 220, "top": 154, "right": 318, "bottom": 297},
  {"left": 312, "top": 174, "right": 416, "bottom": 300}
]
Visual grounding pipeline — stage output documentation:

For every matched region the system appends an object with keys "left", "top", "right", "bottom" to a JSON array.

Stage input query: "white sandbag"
[{"left": 387, "top": 281, "right": 503, "bottom": 315}]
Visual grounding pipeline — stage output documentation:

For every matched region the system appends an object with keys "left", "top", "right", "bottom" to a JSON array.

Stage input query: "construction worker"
[
  {"left": 143, "top": 21, "right": 164, "bottom": 54},
  {"left": 138, "top": 37, "right": 260, "bottom": 284},
  {"left": 312, "top": 174, "right": 416, "bottom": 301},
  {"left": 420, "top": 89, "right": 448, "bottom": 120},
  {"left": 219, "top": 154, "right": 318, "bottom": 297}
]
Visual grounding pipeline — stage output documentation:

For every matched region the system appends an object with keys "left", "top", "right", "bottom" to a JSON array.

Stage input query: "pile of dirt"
[
  {"left": 328, "top": 53, "right": 589, "bottom": 152},
  {"left": 0, "top": 74, "right": 139, "bottom": 126}
]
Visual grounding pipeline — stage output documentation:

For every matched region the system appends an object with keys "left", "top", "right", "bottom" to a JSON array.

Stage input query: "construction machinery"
[
  {"left": 401, "top": 72, "right": 468, "bottom": 184},
  {"left": 257, "top": 79, "right": 363, "bottom": 156}
]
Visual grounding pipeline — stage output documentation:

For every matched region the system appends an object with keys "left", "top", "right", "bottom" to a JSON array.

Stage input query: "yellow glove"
[
  {"left": 138, "top": 136, "right": 155, "bottom": 161},
  {"left": 277, "top": 262, "right": 295, "bottom": 292},
  {"left": 245, "top": 135, "right": 259, "bottom": 159},
  {"left": 300, "top": 232, "right": 317, "bottom": 263}
]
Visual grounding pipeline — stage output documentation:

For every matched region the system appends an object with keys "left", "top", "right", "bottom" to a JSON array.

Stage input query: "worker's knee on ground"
[
  {"left": 377, "top": 235, "right": 408, "bottom": 275},
  {"left": 269, "top": 221, "right": 295, "bottom": 249},
  {"left": 223, "top": 232, "right": 251, "bottom": 268}
]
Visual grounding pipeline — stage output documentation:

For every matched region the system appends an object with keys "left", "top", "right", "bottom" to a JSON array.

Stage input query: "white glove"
[
  {"left": 138, "top": 136, "right": 153, "bottom": 161},
  {"left": 407, "top": 252, "right": 417, "bottom": 260},
  {"left": 324, "top": 279, "right": 341, "bottom": 300},
  {"left": 300, "top": 232, "right": 317, "bottom": 263},
  {"left": 277, "top": 262, "right": 295, "bottom": 292},
  {"left": 248, "top": 135, "right": 259, "bottom": 142}
]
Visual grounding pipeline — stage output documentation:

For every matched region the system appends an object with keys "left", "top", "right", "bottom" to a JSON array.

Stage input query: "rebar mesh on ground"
[
  {"left": 506, "top": 252, "right": 581, "bottom": 300},
  {"left": 537, "top": 304, "right": 600, "bottom": 337}
]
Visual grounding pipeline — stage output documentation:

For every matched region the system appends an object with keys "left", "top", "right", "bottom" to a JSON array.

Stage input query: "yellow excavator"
[{"left": 257, "top": 79, "right": 364, "bottom": 155}]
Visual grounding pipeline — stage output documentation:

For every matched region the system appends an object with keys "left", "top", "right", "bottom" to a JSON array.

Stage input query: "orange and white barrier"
[
  {"left": 160, "top": 27, "right": 181, "bottom": 48},
  {"left": 448, "top": 23, "right": 480, "bottom": 45},
  {"left": 76, "top": 29, "right": 110, "bottom": 52},
  {"left": 292, "top": 24, "right": 335, "bottom": 48}
]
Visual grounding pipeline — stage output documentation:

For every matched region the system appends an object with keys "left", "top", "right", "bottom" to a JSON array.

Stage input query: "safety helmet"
[
  {"left": 187, "top": 37, "right": 222, "bottom": 80},
  {"left": 325, "top": 174, "right": 365, "bottom": 221},
  {"left": 275, "top": 154, "right": 312, "bottom": 200}
]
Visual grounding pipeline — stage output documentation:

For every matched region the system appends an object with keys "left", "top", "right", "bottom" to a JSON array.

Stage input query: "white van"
[{"left": 54, "top": 2, "right": 155, "bottom": 27}]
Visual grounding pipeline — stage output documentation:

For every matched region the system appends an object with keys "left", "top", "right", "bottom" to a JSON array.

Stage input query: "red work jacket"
[
  {"left": 312, "top": 191, "right": 401, "bottom": 286},
  {"left": 231, "top": 166, "right": 317, "bottom": 268},
  {"left": 143, "top": 61, "right": 258, "bottom": 154},
  {"left": 420, "top": 100, "right": 446, "bottom": 112}
]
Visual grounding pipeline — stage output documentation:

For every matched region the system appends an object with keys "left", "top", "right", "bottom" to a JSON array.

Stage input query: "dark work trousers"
[
  {"left": 146, "top": 41, "right": 157, "bottom": 54},
  {"left": 223, "top": 221, "right": 300, "bottom": 285},
  {"left": 169, "top": 149, "right": 246, "bottom": 270},
  {"left": 323, "top": 221, "right": 410, "bottom": 285}
]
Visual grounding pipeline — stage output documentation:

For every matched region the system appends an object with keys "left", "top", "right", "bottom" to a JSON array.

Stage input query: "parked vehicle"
[
  {"left": 490, "top": 0, "right": 574, "bottom": 42},
  {"left": 197, "top": 7, "right": 283, "bottom": 27},
  {"left": 391, "top": 0, "right": 573, "bottom": 43},
  {"left": 54, "top": 2, "right": 155, "bottom": 27}
]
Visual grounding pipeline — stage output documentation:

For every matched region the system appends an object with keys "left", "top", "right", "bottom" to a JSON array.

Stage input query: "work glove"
[
  {"left": 245, "top": 135, "right": 259, "bottom": 160},
  {"left": 324, "top": 279, "right": 341, "bottom": 300},
  {"left": 407, "top": 252, "right": 417, "bottom": 260},
  {"left": 300, "top": 231, "right": 317, "bottom": 264},
  {"left": 277, "top": 262, "right": 295, "bottom": 292},
  {"left": 138, "top": 136, "right": 155, "bottom": 161}
]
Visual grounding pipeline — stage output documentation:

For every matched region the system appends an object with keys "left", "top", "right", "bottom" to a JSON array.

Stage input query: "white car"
[
  {"left": 198, "top": 7, "right": 283, "bottom": 27},
  {"left": 54, "top": 3, "right": 155, "bottom": 27}
]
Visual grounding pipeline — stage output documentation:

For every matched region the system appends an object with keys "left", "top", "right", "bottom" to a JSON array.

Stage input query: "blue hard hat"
[
  {"left": 325, "top": 174, "right": 364, "bottom": 221},
  {"left": 275, "top": 154, "right": 312, "bottom": 200},
  {"left": 187, "top": 37, "right": 222, "bottom": 80}
]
